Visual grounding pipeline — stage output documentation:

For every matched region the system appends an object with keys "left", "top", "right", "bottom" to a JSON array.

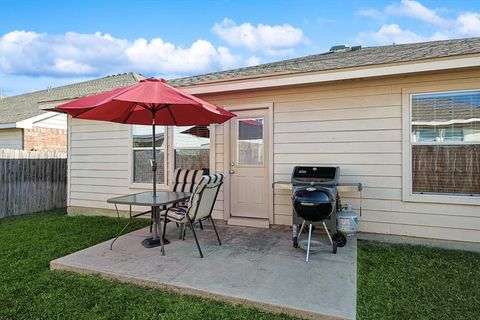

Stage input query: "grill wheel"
[{"left": 333, "top": 233, "right": 347, "bottom": 247}]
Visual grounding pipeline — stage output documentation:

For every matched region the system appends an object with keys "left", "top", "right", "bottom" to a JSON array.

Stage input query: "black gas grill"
[{"left": 291, "top": 166, "right": 346, "bottom": 260}]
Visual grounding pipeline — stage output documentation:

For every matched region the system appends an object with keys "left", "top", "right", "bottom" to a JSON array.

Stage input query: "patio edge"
[{"left": 50, "top": 260, "right": 348, "bottom": 320}]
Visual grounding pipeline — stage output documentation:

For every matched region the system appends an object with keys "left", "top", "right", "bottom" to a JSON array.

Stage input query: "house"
[
  {"left": 49, "top": 37, "right": 480, "bottom": 243},
  {"left": 0, "top": 73, "right": 143, "bottom": 152}
]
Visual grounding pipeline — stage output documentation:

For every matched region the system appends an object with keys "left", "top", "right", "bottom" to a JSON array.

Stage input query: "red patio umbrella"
[
  {"left": 182, "top": 119, "right": 263, "bottom": 139},
  {"left": 51, "top": 78, "right": 235, "bottom": 195}
]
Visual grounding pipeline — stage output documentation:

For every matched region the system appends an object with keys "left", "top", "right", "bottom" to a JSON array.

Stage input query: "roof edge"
[
  {"left": 0, "top": 122, "right": 18, "bottom": 129},
  {"left": 180, "top": 54, "right": 480, "bottom": 95}
]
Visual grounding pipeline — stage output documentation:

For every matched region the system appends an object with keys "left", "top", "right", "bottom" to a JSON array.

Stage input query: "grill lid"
[{"left": 291, "top": 166, "right": 340, "bottom": 185}]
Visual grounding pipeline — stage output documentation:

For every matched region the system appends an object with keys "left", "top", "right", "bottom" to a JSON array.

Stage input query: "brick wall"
[{"left": 23, "top": 127, "right": 67, "bottom": 152}]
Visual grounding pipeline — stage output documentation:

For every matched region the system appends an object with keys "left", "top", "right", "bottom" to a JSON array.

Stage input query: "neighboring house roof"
[
  {"left": 169, "top": 37, "right": 480, "bottom": 87},
  {"left": 0, "top": 72, "right": 144, "bottom": 126}
]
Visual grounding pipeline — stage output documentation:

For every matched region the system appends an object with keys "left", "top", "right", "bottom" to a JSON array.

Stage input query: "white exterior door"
[{"left": 229, "top": 109, "right": 269, "bottom": 220}]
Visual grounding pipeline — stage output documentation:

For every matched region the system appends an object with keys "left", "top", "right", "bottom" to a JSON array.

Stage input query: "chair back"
[
  {"left": 187, "top": 173, "right": 224, "bottom": 222},
  {"left": 171, "top": 169, "right": 205, "bottom": 193}
]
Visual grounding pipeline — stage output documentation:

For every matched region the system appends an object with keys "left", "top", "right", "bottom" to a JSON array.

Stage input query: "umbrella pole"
[{"left": 151, "top": 116, "right": 157, "bottom": 197}]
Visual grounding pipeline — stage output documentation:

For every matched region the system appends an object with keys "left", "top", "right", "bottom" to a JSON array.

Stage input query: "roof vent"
[
  {"left": 351, "top": 45, "right": 362, "bottom": 51},
  {"left": 330, "top": 45, "right": 350, "bottom": 53},
  {"left": 329, "top": 45, "right": 362, "bottom": 53}
]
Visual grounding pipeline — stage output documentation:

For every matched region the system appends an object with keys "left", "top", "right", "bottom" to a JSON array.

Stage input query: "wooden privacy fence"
[{"left": 0, "top": 149, "right": 67, "bottom": 219}]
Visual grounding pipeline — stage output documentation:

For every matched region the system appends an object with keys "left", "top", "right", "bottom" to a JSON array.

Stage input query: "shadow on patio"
[{"left": 51, "top": 222, "right": 357, "bottom": 320}]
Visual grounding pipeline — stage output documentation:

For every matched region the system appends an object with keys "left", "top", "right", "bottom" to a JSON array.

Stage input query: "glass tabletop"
[{"left": 107, "top": 191, "right": 191, "bottom": 206}]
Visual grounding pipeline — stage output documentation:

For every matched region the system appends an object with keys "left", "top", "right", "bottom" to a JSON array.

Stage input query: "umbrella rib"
[
  {"left": 68, "top": 107, "right": 96, "bottom": 119},
  {"left": 122, "top": 102, "right": 139, "bottom": 124},
  {"left": 137, "top": 102, "right": 152, "bottom": 111},
  {"left": 165, "top": 105, "right": 177, "bottom": 126}
]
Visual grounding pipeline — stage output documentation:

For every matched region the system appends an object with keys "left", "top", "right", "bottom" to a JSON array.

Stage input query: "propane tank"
[{"left": 336, "top": 204, "right": 358, "bottom": 236}]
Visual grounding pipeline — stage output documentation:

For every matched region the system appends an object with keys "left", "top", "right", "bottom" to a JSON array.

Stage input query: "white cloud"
[
  {"left": 357, "top": 1, "right": 480, "bottom": 45},
  {"left": 246, "top": 56, "right": 261, "bottom": 66},
  {"left": 125, "top": 38, "right": 239, "bottom": 74},
  {"left": 456, "top": 12, "right": 480, "bottom": 36},
  {"left": 357, "top": 24, "right": 425, "bottom": 45},
  {"left": 212, "top": 18, "right": 305, "bottom": 56},
  {"left": 0, "top": 30, "right": 242, "bottom": 78},
  {"left": 385, "top": 0, "right": 449, "bottom": 26},
  {"left": 357, "top": 8, "right": 386, "bottom": 21}
]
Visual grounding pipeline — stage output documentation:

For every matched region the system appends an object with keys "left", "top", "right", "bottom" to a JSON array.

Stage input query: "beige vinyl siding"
[
  {"left": 69, "top": 119, "right": 216, "bottom": 214},
  {"left": 67, "top": 68, "right": 480, "bottom": 242},
  {"left": 69, "top": 119, "right": 138, "bottom": 212},
  {"left": 0, "top": 128, "right": 23, "bottom": 149},
  {"left": 33, "top": 113, "right": 67, "bottom": 129},
  {"left": 199, "top": 68, "right": 480, "bottom": 243}
]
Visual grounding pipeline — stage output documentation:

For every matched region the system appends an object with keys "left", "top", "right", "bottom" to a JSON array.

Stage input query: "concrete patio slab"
[{"left": 51, "top": 223, "right": 357, "bottom": 320}]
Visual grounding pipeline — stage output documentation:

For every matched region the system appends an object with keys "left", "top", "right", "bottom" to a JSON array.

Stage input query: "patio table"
[{"left": 107, "top": 191, "right": 191, "bottom": 255}]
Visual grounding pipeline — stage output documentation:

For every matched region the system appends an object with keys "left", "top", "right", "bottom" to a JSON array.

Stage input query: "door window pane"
[{"left": 237, "top": 117, "right": 264, "bottom": 166}]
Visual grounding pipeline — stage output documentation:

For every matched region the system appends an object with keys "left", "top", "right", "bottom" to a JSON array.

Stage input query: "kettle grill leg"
[
  {"left": 298, "top": 221, "right": 306, "bottom": 239},
  {"left": 323, "top": 222, "right": 333, "bottom": 245},
  {"left": 306, "top": 223, "right": 313, "bottom": 262}
]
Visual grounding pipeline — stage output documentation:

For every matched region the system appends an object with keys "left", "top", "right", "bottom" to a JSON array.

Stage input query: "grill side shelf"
[{"left": 272, "top": 181, "right": 362, "bottom": 192}]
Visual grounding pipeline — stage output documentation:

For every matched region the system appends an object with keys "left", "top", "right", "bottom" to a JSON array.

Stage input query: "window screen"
[
  {"left": 411, "top": 91, "right": 480, "bottom": 196},
  {"left": 132, "top": 125, "right": 166, "bottom": 184}
]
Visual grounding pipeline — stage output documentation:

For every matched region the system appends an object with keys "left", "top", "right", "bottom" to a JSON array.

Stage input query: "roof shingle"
[
  {"left": 0, "top": 72, "right": 143, "bottom": 124},
  {"left": 168, "top": 37, "right": 480, "bottom": 87}
]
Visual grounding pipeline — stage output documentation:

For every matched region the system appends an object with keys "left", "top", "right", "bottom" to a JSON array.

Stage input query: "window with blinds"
[{"left": 411, "top": 90, "right": 480, "bottom": 196}]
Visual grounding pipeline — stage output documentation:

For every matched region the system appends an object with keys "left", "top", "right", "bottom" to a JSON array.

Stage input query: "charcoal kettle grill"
[{"left": 291, "top": 166, "right": 347, "bottom": 261}]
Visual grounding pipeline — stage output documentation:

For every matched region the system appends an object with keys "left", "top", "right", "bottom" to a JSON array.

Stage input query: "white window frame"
[
  {"left": 129, "top": 125, "right": 169, "bottom": 190},
  {"left": 129, "top": 125, "right": 215, "bottom": 190},
  {"left": 402, "top": 86, "right": 480, "bottom": 206}
]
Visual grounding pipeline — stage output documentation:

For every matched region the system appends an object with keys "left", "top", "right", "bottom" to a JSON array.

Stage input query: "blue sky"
[{"left": 1, "top": 0, "right": 479, "bottom": 95}]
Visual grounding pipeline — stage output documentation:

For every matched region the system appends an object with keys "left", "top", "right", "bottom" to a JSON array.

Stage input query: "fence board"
[{"left": 0, "top": 149, "right": 67, "bottom": 218}]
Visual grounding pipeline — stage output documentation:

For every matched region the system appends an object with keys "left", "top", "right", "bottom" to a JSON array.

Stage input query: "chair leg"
[
  {"left": 306, "top": 223, "right": 313, "bottom": 262},
  {"left": 178, "top": 223, "right": 185, "bottom": 239},
  {"left": 162, "top": 216, "right": 168, "bottom": 240},
  {"left": 188, "top": 219, "right": 203, "bottom": 258},
  {"left": 210, "top": 217, "right": 221, "bottom": 245},
  {"left": 198, "top": 219, "right": 204, "bottom": 230}
]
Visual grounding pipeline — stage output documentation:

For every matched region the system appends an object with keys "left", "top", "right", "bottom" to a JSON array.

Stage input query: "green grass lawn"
[
  {"left": 357, "top": 240, "right": 480, "bottom": 320},
  {"left": 0, "top": 210, "right": 294, "bottom": 320},
  {"left": 1, "top": 211, "right": 479, "bottom": 320}
]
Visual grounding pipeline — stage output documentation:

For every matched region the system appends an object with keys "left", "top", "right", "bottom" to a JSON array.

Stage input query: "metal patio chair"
[
  {"left": 164, "top": 173, "right": 224, "bottom": 258},
  {"left": 149, "top": 168, "right": 205, "bottom": 232}
]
